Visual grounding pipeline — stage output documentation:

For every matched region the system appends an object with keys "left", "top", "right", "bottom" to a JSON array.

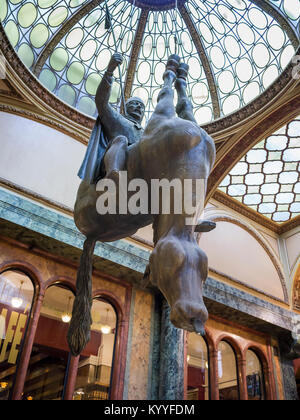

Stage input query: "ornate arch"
[
  {"left": 44, "top": 275, "right": 76, "bottom": 295},
  {"left": 0, "top": 260, "right": 42, "bottom": 293},
  {"left": 292, "top": 262, "right": 300, "bottom": 311},
  {"left": 199, "top": 214, "right": 289, "bottom": 303}
]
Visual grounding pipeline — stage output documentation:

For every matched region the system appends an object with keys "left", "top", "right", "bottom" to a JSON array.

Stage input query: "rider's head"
[{"left": 125, "top": 97, "right": 145, "bottom": 123}]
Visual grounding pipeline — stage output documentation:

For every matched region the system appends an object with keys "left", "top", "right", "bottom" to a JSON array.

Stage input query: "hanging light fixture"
[
  {"left": 61, "top": 296, "right": 72, "bottom": 323},
  {"left": 100, "top": 308, "right": 112, "bottom": 335},
  {"left": 11, "top": 280, "right": 24, "bottom": 309}
]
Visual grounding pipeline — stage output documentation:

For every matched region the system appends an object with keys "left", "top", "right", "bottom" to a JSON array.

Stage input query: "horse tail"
[{"left": 67, "top": 237, "right": 96, "bottom": 356}]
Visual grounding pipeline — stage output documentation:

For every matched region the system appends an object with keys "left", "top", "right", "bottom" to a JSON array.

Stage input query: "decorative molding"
[
  {"left": 292, "top": 263, "right": 300, "bottom": 311},
  {"left": 209, "top": 267, "right": 287, "bottom": 305},
  {"left": 201, "top": 214, "right": 289, "bottom": 303},
  {"left": 0, "top": 177, "right": 74, "bottom": 217},
  {"left": 0, "top": 102, "right": 89, "bottom": 145},
  {"left": 204, "top": 276, "right": 293, "bottom": 332},
  {"left": 212, "top": 190, "right": 300, "bottom": 235}
]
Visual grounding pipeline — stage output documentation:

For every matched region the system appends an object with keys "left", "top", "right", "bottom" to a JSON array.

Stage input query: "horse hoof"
[
  {"left": 195, "top": 220, "right": 216, "bottom": 233},
  {"left": 166, "top": 54, "right": 181, "bottom": 73},
  {"left": 192, "top": 319, "right": 206, "bottom": 336},
  {"left": 177, "top": 63, "right": 189, "bottom": 81}
]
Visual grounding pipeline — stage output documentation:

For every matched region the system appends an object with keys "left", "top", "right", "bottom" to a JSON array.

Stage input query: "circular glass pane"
[
  {"left": 18, "top": 43, "right": 34, "bottom": 68},
  {"left": 218, "top": 71, "right": 235, "bottom": 94},
  {"left": 39, "top": 68, "right": 57, "bottom": 91},
  {"left": 237, "top": 23, "right": 255, "bottom": 45},
  {"left": 0, "top": 0, "right": 8, "bottom": 21},
  {"left": 210, "top": 46, "right": 225, "bottom": 69},
  {"left": 236, "top": 58, "right": 253, "bottom": 82},
  {"left": 224, "top": 36, "right": 241, "bottom": 59},
  {"left": 252, "top": 43, "right": 270, "bottom": 68},
  {"left": 30, "top": 23, "right": 49, "bottom": 48},
  {"left": 50, "top": 48, "right": 69, "bottom": 71},
  {"left": 85, "top": 73, "right": 101, "bottom": 95},
  {"left": 267, "top": 26, "right": 285, "bottom": 50},
  {"left": 78, "top": 96, "right": 96, "bottom": 116},
  {"left": 243, "top": 82, "right": 260, "bottom": 103},
  {"left": 248, "top": 8, "right": 268, "bottom": 29},
  {"left": 66, "top": 62, "right": 85, "bottom": 85},
  {"left": 65, "top": 27, "right": 84, "bottom": 50},
  {"left": 80, "top": 40, "right": 97, "bottom": 62},
  {"left": 18, "top": 3, "right": 37, "bottom": 28},
  {"left": 48, "top": 6, "right": 68, "bottom": 27},
  {"left": 4, "top": 21, "right": 19, "bottom": 48},
  {"left": 57, "top": 84, "right": 76, "bottom": 106},
  {"left": 137, "top": 61, "right": 151, "bottom": 85}
]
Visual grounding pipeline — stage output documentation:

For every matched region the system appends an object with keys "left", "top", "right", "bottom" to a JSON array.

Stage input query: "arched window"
[
  {"left": 217, "top": 340, "right": 239, "bottom": 400},
  {"left": 73, "top": 298, "right": 117, "bottom": 400},
  {"left": 187, "top": 333, "right": 210, "bottom": 400},
  {"left": 246, "top": 349, "right": 265, "bottom": 400},
  {"left": 22, "top": 283, "right": 75, "bottom": 400},
  {"left": 0, "top": 270, "right": 35, "bottom": 400}
]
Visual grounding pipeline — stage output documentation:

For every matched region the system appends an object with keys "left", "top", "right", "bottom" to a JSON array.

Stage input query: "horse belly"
[{"left": 74, "top": 181, "right": 153, "bottom": 241}]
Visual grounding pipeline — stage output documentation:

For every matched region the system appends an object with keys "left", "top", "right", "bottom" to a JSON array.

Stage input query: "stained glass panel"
[{"left": 219, "top": 116, "right": 300, "bottom": 222}]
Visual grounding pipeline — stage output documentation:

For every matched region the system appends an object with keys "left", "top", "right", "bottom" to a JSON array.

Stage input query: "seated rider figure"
[{"left": 95, "top": 52, "right": 145, "bottom": 183}]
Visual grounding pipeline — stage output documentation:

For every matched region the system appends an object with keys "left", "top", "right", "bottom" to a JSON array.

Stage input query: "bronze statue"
[{"left": 68, "top": 54, "right": 216, "bottom": 356}]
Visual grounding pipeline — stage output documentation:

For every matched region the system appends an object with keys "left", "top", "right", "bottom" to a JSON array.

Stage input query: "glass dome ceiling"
[{"left": 1, "top": 0, "right": 299, "bottom": 124}]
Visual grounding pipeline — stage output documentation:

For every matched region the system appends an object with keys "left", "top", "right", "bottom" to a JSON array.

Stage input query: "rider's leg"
[
  {"left": 175, "top": 63, "right": 197, "bottom": 123},
  {"left": 104, "top": 135, "right": 128, "bottom": 181}
]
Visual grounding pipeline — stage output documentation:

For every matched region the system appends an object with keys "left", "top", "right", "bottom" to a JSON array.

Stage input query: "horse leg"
[
  {"left": 145, "top": 55, "right": 180, "bottom": 134},
  {"left": 175, "top": 65, "right": 217, "bottom": 233},
  {"left": 175, "top": 63, "right": 197, "bottom": 123}
]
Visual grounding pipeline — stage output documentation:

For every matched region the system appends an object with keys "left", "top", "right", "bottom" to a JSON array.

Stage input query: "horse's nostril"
[{"left": 192, "top": 318, "right": 205, "bottom": 336}]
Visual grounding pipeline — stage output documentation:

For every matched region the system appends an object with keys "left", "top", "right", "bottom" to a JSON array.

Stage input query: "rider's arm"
[{"left": 95, "top": 53, "right": 126, "bottom": 141}]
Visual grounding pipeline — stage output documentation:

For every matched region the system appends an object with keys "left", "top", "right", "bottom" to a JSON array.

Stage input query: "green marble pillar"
[{"left": 158, "top": 299, "right": 185, "bottom": 400}]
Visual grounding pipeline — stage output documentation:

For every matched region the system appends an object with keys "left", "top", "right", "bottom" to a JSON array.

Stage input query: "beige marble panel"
[{"left": 127, "top": 288, "right": 153, "bottom": 400}]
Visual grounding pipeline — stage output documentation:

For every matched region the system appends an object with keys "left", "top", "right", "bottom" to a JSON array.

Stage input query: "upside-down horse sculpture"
[{"left": 67, "top": 53, "right": 216, "bottom": 356}]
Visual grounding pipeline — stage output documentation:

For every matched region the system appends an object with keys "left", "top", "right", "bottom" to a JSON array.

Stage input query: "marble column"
[{"left": 158, "top": 299, "right": 185, "bottom": 400}]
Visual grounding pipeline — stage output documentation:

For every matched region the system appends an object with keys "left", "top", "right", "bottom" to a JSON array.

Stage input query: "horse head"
[{"left": 147, "top": 234, "right": 208, "bottom": 335}]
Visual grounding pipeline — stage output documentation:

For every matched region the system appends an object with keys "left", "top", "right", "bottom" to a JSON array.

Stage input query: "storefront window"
[
  {"left": 0, "top": 270, "right": 34, "bottom": 400},
  {"left": 217, "top": 341, "right": 239, "bottom": 400},
  {"left": 187, "top": 333, "right": 210, "bottom": 400},
  {"left": 73, "top": 299, "right": 117, "bottom": 400},
  {"left": 22, "top": 284, "right": 74, "bottom": 400},
  {"left": 246, "top": 349, "right": 265, "bottom": 400}
]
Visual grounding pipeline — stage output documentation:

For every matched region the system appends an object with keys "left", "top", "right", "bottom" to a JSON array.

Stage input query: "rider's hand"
[{"left": 107, "top": 53, "right": 123, "bottom": 73}]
